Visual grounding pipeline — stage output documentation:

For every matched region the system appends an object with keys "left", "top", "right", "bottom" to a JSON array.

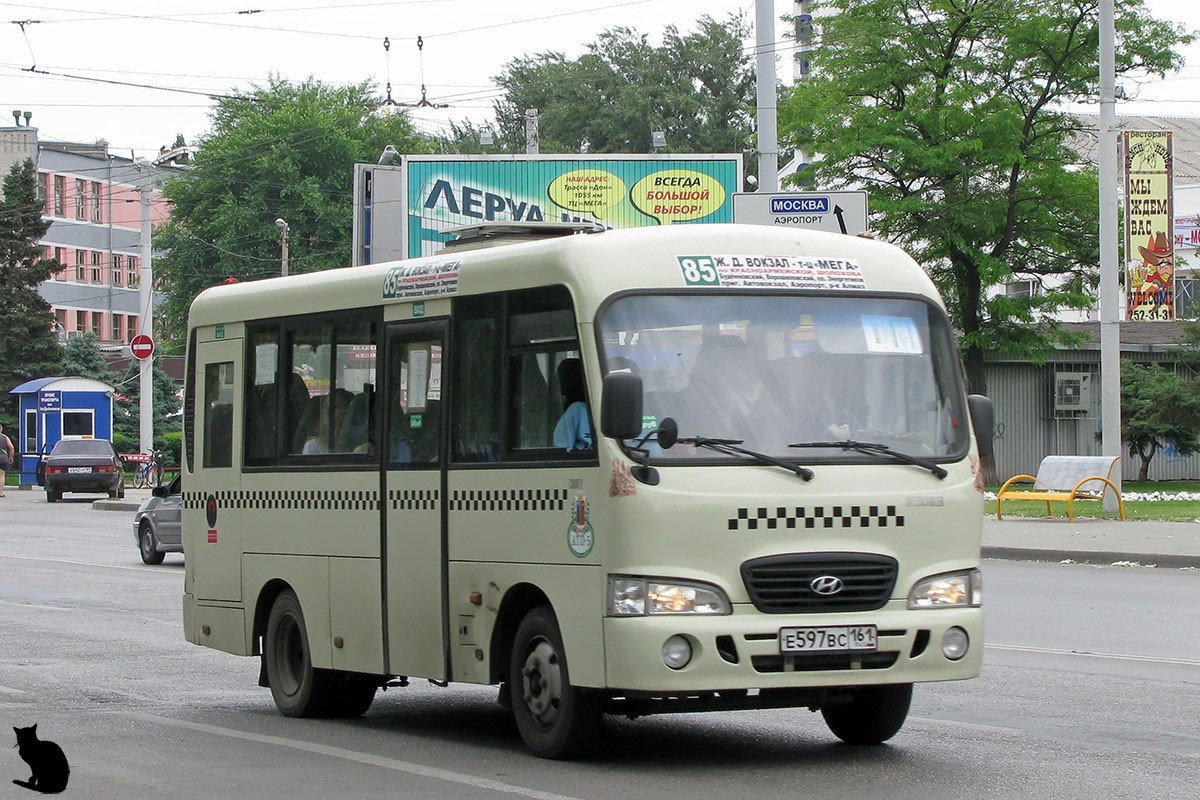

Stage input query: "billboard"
[
  {"left": 1124, "top": 131, "right": 1174, "bottom": 321},
  {"left": 353, "top": 154, "right": 742, "bottom": 263}
]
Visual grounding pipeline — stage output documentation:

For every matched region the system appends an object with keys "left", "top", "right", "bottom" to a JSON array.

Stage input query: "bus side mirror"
[
  {"left": 967, "top": 394, "right": 994, "bottom": 459},
  {"left": 601, "top": 372, "right": 644, "bottom": 440}
]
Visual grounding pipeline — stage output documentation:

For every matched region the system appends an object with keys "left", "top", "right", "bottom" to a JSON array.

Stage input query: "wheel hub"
[
  {"left": 277, "top": 616, "right": 305, "bottom": 696},
  {"left": 520, "top": 639, "right": 562, "bottom": 729}
]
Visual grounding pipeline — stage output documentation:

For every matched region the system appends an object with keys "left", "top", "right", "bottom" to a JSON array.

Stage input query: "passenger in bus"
[
  {"left": 763, "top": 352, "right": 856, "bottom": 443},
  {"left": 678, "top": 335, "right": 761, "bottom": 438},
  {"left": 287, "top": 373, "right": 312, "bottom": 453},
  {"left": 552, "top": 358, "right": 593, "bottom": 451},
  {"left": 299, "top": 395, "right": 333, "bottom": 455},
  {"left": 246, "top": 383, "right": 277, "bottom": 459},
  {"left": 335, "top": 385, "right": 373, "bottom": 454}
]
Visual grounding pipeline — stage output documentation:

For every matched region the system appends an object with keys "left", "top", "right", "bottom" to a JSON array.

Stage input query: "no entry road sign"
[{"left": 131, "top": 334, "right": 155, "bottom": 361}]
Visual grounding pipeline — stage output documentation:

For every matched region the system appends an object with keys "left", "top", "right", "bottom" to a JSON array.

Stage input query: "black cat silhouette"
[{"left": 12, "top": 724, "right": 69, "bottom": 794}]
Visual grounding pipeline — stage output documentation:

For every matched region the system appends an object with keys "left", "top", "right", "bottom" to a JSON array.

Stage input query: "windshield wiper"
[
  {"left": 680, "top": 435, "right": 814, "bottom": 481},
  {"left": 788, "top": 440, "right": 947, "bottom": 480}
]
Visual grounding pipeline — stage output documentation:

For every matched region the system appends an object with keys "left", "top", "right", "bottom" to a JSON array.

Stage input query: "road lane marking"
[
  {"left": 126, "top": 711, "right": 587, "bottom": 800},
  {"left": 0, "top": 600, "right": 72, "bottom": 611},
  {"left": 987, "top": 643, "right": 1200, "bottom": 667},
  {"left": 0, "top": 553, "right": 179, "bottom": 575},
  {"left": 909, "top": 716, "right": 1023, "bottom": 735},
  {"left": 0, "top": 685, "right": 26, "bottom": 695}
]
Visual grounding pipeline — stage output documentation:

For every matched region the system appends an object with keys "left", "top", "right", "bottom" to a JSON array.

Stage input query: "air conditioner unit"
[{"left": 1054, "top": 372, "right": 1092, "bottom": 413}]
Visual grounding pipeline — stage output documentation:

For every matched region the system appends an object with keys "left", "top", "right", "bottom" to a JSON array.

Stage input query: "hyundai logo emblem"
[{"left": 810, "top": 575, "right": 844, "bottom": 595}]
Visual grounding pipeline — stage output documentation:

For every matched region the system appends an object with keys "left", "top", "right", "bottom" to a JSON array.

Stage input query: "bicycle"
[{"left": 131, "top": 450, "right": 164, "bottom": 489}]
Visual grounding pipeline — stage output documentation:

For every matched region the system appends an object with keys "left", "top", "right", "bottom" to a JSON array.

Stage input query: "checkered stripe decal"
[
  {"left": 389, "top": 489, "right": 439, "bottom": 510},
  {"left": 183, "top": 490, "right": 379, "bottom": 511},
  {"left": 183, "top": 488, "right": 566, "bottom": 513},
  {"left": 450, "top": 488, "right": 568, "bottom": 512},
  {"left": 729, "top": 505, "right": 905, "bottom": 531}
]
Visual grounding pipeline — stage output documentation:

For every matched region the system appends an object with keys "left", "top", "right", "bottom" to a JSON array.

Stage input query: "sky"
[{"left": 1, "top": 0, "right": 1198, "bottom": 159}]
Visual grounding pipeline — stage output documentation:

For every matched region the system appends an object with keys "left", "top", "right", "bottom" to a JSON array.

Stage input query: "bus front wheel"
[
  {"left": 821, "top": 683, "right": 913, "bottom": 745},
  {"left": 508, "top": 606, "right": 602, "bottom": 759}
]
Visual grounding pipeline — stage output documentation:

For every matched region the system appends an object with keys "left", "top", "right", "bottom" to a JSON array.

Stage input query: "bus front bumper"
[{"left": 602, "top": 604, "right": 982, "bottom": 693}]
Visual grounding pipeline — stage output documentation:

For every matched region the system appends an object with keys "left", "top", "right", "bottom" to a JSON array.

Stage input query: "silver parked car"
[{"left": 133, "top": 474, "right": 182, "bottom": 565}]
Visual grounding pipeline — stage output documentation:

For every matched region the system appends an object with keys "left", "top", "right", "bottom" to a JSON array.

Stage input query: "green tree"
[
  {"left": 0, "top": 158, "right": 63, "bottom": 427},
  {"left": 466, "top": 15, "right": 755, "bottom": 156},
  {"left": 781, "top": 0, "right": 1190, "bottom": 396},
  {"left": 155, "top": 77, "right": 429, "bottom": 338},
  {"left": 1121, "top": 360, "right": 1200, "bottom": 481},
  {"left": 61, "top": 331, "right": 112, "bottom": 382}
]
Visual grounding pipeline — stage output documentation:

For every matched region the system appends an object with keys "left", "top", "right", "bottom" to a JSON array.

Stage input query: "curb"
[
  {"left": 92, "top": 499, "right": 141, "bottom": 513},
  {"left": 982, "top": 545, "right": 1200, "bottom": 569}
]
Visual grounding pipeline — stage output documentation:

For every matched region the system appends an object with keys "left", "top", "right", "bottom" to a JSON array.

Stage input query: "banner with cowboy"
[{"left": 1124, "top": 130, "right": 1174, "bottom": 321}]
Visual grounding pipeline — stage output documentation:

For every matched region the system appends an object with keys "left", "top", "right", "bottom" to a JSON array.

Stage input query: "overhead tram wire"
[
  {"left": 5, "top": 0, "right": 657, "bottom": 44},
  {"left": 17, "top": 67, "right": 245, "bottom": 100},
  {"left": 0, "top": 0, "right": 454, "bottom": 25}
]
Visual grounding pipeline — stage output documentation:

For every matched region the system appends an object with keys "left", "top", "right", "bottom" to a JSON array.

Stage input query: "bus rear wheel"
[
  {"left": 265, "top": 590, "right": 325, "bottom": 717},
  {"left": 821, "top": 683, "right": 913, "bottom": 745},
  {"left": 508, "top": 606, "right": 602, "bottom": 759},
  {"left": 264, "top": 590, "right": 377, "bottom": 718}
]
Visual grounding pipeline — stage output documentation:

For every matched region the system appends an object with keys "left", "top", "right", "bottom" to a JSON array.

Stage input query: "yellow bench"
[{"left": 996, "top": 455, "right": 1126, "bottom": 522}]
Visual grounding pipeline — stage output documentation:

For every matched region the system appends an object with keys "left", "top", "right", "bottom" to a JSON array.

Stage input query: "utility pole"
[
  {"left": 138, "top": 179, "right": 154, "bottom": 455},
  {"left": 755, "top": 0, "right": 779, "bottom": 192},
  {"left": 793, "top": 0, "right": 812, "bottom": 182},
  {"left": 275, "top": 218, "right": 290, "bottom": 277},
  {"left": 524, "top": 108, "right": 539, "bottom": 155},
  {"left": 1099, "top": 0, "right": 1122, "bottom": 509}
]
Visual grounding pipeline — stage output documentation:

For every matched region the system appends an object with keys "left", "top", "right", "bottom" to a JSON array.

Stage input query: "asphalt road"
[{"left": 1, "top": 489, "right": 1197, "bottom": 799}]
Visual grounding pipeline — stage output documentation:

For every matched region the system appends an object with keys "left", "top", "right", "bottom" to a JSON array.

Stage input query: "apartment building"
[{"left": 1, "top": 115, "right": 179, "bottom": 350}]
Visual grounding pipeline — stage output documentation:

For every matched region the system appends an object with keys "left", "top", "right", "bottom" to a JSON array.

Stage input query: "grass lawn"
[{"left": 989, "top": 480, "right": 1200, "bottom": 522}]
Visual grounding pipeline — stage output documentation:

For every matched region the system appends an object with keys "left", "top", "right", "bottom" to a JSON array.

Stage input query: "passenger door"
[{"left": 382, "top": 321, "right": 448, "bottom": 680}]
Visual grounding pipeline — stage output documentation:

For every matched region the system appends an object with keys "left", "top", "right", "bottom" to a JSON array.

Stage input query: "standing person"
[{"left": 0, "top": 423, "right": 13, "bottom": 496}]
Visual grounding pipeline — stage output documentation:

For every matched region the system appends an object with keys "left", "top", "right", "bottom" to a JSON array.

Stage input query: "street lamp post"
[{"left": 275, "top": 218, "right": 289, "bottom": 277}]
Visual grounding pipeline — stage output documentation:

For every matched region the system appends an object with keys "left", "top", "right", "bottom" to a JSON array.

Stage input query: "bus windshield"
[{"left": 598, "top": 293, "right": 970, "bottom": 463}]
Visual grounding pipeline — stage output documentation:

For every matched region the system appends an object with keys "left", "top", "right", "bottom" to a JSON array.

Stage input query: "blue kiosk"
[{"left": 9, "top": 376, "right": 115, "bottom": 487}]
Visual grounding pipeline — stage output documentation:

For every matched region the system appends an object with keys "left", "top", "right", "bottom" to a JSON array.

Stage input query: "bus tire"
[
  {"left": 821, "top": 683, "right": 913, "bottom": 745},
  {"left": 264, "top": 590, "right": 326, "bottom": 717},
  {"left": 508, "top": 606, "right": 602, "bottom": 759}
]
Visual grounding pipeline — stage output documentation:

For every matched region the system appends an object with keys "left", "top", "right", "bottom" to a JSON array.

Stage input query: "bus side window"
[
  {"left": 451, "top": 286, "right": 590, "bottom": 462},
  {"left": 203, "top": 362, "right": 235, "bottom": 469},
  {"left": 245, "top": 325, "right": 279, "bottom": 464},
  {"left": 507, "top": 287, "right": 590, "bottom": 454},
  {"left": 452, "top": 294, "right": 502, "bottom": 462}
]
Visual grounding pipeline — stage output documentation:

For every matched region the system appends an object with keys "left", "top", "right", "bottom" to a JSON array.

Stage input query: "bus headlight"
[
  {"left": 608, "top": 577, "right": 731, "bottom": 616},
  {"left": 907, "top": 569, "right": 982, "bottom": 609}
]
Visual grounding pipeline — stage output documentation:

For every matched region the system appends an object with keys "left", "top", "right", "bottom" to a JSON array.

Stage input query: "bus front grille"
[{"left": 740, "top": 552, "right": 898, "bottom": 613}]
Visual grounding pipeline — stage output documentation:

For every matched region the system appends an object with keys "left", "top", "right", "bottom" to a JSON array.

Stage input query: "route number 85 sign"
[{"left": 677, "top": 256, "right": 720, "bottom": 286}]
